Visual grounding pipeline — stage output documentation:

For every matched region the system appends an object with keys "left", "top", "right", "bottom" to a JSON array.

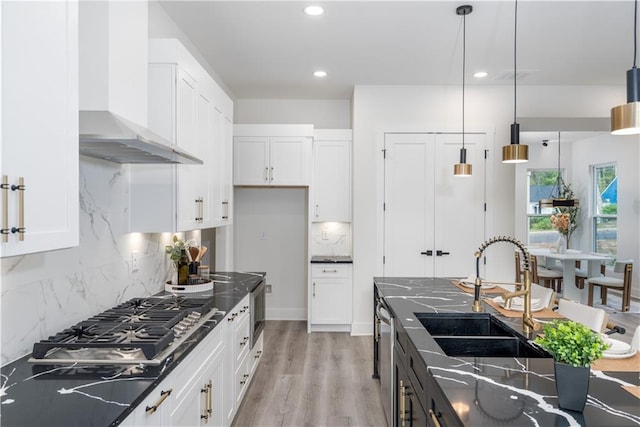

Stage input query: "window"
[
  {"left": 527, "top": 169, "right": 562, "bottom": 249},
  {"left": 592, "top": 163, "right": 617, "bottom": 257}
]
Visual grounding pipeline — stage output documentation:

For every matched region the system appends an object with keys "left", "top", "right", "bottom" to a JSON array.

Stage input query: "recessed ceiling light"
[
  {"left": 304, "top": 6, "right": 324, "bottom": 16},
  {"left": 473, "top": 71, "right": 488, "bottom": 78},
  {"left": 313, "top": 70, "right": 327, "bottom": 78}
]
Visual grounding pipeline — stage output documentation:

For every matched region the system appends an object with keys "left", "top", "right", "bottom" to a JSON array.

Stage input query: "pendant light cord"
[
  {"left": 462, "top": 11, "right": 466, "bottom": 149},
  {"left": 557, "top": 132, "right": 561, "bottom": 193},
  {"left": 634, "top": 0, "right": 638, "bottom": 68},
  {"left": 513, "top": 0, "right": 518, "bottom": 123}
]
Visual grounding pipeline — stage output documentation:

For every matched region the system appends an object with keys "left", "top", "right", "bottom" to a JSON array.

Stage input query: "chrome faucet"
[{"left": 473, "top": 236, "right": 540, "bottom": 334}]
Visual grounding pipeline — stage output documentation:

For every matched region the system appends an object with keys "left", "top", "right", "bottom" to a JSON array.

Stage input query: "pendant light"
[
  {"left": 454, "top": 5, "right": 473, "bottom": 177},
  {"left": 611, "top": 0, "right": 640, "bottom": 135},
  {"left": 502, "top": 0, "right": 529, "bottom": 163},
  {"left": 538, "top": 132, "right": 579, "bottom": 209}
]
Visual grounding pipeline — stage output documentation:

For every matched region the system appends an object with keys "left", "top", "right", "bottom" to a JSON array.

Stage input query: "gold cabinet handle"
[
  {"left": 428, "top": 409, "right": 442, "bottom": 427},
  {"left": 270, "top": 166, "right": 274, "bottom": 181},
  {"left": 11, "top": 177, "right": 25, "bottom": 241},
  {"left": 240, "top": 373, "right": 250, "bottom": 385},
  {"left": 255, "top": 350, "right": 262, "bottom": 359},
  {"left": 322, "top": 269, "right": 338, "bottom": 273},
  {"left": 145, "top": 388, "right": 172, "bottom": 415},
  {"left": 315, "top": 204, "right": 319, "bottom": 218},
  {"left": 207, "top": 380, "right": 212, "bottom": 416},
  {"left": 240, "top": 336, "right": 249, "bottom": 346},
  {"left": 313, "top": 282, "right": 316, "bottom": 297},
  {"left": 399, "top": 380, "right": 406, "bottom": 427},
  {"left": 265, "top": 166, "right": 269, "bottom": 181},
  {"left": 1, "top": 175, "right": 9, "bottom": 242},
  {"left": 200, "top": 383, "right": 210, "bottom": 422}
]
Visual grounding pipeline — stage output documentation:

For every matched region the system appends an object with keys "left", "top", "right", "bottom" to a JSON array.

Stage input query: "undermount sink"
[{"left": 415, "top": 313, "right": 550, "bottom": 358}]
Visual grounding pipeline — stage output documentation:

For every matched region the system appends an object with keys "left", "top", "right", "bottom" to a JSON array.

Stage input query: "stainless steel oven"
[{"left": 250, "top": 279, "right": 266, "bottom": 349}]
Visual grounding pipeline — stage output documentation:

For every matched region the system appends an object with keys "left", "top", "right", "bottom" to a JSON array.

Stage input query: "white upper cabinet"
[
  {"left": 233, "top": 125, "right": 313, "bottom": 186},
  {"left": 312, "top": 130, "right": 352, "bottom": 222},
  {"left": 0, "top": 1, "right": 79, "bottom": 257},
  {"left": 130, "top": 39, "right": 233, "bottom": 232}
]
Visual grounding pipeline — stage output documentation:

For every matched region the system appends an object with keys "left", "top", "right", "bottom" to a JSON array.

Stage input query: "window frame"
[
  {"left": 591, "top": 162, "right": 617, "bottom": 257},
  {"left": 526, "top": 168, "right": 564, "bottom": 249}
]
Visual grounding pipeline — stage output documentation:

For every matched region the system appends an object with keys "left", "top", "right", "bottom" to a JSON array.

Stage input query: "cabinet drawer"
[
  {"left": 311, "top": 264, "right": 350, "bottom": 278},
  {"left": 234, "top": 313, "right": 250, "bottom": 364}
]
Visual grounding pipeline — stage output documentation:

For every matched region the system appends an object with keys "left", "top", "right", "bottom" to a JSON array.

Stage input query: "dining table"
[{"left": 528, "top": 248, "right": 612, "bottom": 304}]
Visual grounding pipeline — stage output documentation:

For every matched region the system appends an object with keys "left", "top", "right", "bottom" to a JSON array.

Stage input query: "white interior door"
[
  {"left": 433, "top": 133, "right": 486, "bottom": 277},
  {"left": 383, "top": 132, "right": 486, "bottom": 277},
  {"left": 383, "top": 133, "right": 432, "bottom": 276}
]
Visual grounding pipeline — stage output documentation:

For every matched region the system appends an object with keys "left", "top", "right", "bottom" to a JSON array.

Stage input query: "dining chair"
[
  {"left": 586, "top": 260, "right": 634, "bottom": 312},
  {"left": 533, "top": 255, "right": 564, "bottom": 294},
  {"left": 557, "top": 298, "right": 607, "bottom": 332},
  {"left": 575, "top": 259, "right": 606, "bottom": 289},
  {"left": 631, "top": 325, "right": 640, "bottom": 351}
]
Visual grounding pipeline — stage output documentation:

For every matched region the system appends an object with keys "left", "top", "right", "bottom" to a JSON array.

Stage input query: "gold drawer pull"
[
  {"left": 428, "top": 409, "right": 442, "bottom": 427},
  {"left": 145, "top": 388, "right": 172, "bottom": 415}
]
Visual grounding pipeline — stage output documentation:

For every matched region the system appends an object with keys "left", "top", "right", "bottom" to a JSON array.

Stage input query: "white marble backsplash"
[
  {"left": 310, "top": 222, "right": 351, "bottom": 256},
  {"left": 0, "top": 158, "right": 197, "bottom": 365}
]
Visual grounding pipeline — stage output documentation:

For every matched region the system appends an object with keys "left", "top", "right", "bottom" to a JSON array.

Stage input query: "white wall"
[
  {"left": 350, "top": 84, "right": 626, "bottom": 335},
  {"left": 235, "top": 99, "right": 351, "bottom": 129},
  {"left": 234, "top": 188, "right": 308, "bottom": 320}
]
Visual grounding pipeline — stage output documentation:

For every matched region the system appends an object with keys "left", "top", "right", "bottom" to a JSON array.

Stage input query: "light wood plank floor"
[{"left": 232, "top": 321, "right": 387, "bottom": 427}]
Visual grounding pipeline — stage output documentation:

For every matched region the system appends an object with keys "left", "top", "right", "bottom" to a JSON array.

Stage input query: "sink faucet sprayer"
[{"left": 473, "top": 236, "right": 540, "bottom": 334}]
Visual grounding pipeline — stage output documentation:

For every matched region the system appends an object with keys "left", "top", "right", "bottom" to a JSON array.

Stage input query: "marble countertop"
[
  {"left": 0, "top": 272, "right": 265, "bottom": 427},
  {"left": 374, "top": 277, "right": 640, "bottom": 427}
]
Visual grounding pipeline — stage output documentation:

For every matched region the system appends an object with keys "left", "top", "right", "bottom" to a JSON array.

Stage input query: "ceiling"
[{"left": 157, "top": 0, "right": 637, "bottom": 100}]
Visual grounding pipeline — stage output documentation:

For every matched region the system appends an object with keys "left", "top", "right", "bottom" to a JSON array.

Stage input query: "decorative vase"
[
  {"left": 554, "top": 361, "right": 590, "bottom": 412},
  {"left": 556, "top": 234, "right": 567, "bottom": 254}
]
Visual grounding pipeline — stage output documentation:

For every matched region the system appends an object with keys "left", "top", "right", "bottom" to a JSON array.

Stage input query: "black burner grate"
[{"left": 31, "top": 296, "right": 216, "bottom": 360}]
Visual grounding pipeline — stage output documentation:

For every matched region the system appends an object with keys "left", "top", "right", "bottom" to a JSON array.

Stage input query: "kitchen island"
[
  {"left": 375, "top": 277, "right": 640, "bottom": 427},
  {"left": 0, "top": 272, "right": 264, "bottom": 427}
]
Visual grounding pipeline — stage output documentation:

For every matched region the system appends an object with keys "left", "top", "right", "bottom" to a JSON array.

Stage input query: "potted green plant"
[
  {"left": 165, "top": 235, "right": 188, "bottom": 284},
  {"left": 534, "top": 320, "right": 608, "bottom": 412}
]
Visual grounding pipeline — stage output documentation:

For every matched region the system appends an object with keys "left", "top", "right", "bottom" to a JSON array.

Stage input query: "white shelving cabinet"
[
  {"left": 312, "top": 130, "right": 352, "bottom": 222},
  {"left": 233, "top": 125, "right": 313, "bottom": 186},
  {"left": 309, "top": 264, "right": 353, "bottom": 332},
  {"left": 0, "top": 0, "right": 79, "bottom": 257},
  {"left": 129, "top": 39, "right": 233, "bottom": 232}
]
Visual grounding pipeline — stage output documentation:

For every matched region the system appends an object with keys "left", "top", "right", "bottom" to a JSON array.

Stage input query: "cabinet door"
[
  {"left": 211, "top": 108, "right": 233, "bottom": 226},
  {"left": 233, "top": 137, "right": 270, "bottom": 185},
  {"left": 313, "top": 141, "right": 351, "bottom": 222},
  {"left": 124, "top": 385, "right": 173, "bottom": 426},
  {"left": 1, "top": 0, "right": 79, "bottom": 257},
  {"left": 311, "top": 278, "right": 349, "bottom": 324},
  {"left": 194, "top": 90, "right": 213, "bottom": 228},
  {"left": 269, "top": 137, "right": 311, "bottom": 185}
]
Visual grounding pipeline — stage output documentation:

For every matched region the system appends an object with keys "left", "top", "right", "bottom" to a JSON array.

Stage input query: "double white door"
[{"left": 383, "top": 133, "right": 486, "bottom": 277}]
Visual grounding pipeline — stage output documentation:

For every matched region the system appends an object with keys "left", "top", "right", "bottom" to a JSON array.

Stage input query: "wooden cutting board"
[
  {"left": 592, "top": 351, "right": 640, "bottom": 372},
  {"left": 484, "top": 298, "right": 565, "bottom": 319},
  {"left": 450, "top": 280, "right": 506, "bottom": 294}
]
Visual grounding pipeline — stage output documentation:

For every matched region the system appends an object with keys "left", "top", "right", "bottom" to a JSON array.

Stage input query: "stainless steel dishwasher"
[{"left": 376, "top": 297, "right": 394, "bottom": 426}]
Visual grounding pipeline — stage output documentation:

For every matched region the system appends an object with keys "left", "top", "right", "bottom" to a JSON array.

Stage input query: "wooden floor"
[{"left": 232, "top": 321, "right": 387, "bottom": 427}]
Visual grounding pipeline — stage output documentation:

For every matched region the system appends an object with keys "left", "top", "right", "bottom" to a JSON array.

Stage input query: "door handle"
[
  {"left": 420, "top": 250, "right": 433, "bottom": 256},
  {"left": 436, "top": 250, "right": 450, "bottom": 256}
]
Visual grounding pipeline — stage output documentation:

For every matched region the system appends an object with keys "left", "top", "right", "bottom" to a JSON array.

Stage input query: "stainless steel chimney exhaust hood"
[{"left": 79, "top": 111, "right": 203, "bottom": 164}]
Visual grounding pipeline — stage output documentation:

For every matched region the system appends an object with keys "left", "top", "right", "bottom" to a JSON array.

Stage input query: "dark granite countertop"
[
  {"left": 310, "top": 255, "right": 353, "bottom": 263},
  {"left": 0, "top": 272, "right": 265, "bottom": 427},
  {"left": 374, "top": 277, "right": 640, "bottom": 427}
]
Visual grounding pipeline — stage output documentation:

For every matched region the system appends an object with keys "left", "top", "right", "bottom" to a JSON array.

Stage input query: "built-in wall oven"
[
  {"left": 374, "top": 288, "right": 394, "bottom": 427},
  {"left": 250, "top": 279, "right": 266, "bottom": 349}
]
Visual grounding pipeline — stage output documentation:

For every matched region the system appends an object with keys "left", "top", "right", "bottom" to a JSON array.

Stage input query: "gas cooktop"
[{"left": 29, "top": 295, "right": 223, "bottom": 366}]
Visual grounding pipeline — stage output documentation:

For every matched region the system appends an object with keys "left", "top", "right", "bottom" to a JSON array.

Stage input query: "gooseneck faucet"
[{"left": 473, "top": 236, "right": 540, "bottom": 334}]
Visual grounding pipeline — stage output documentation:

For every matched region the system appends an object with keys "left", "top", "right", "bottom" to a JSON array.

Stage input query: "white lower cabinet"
[
  {"left": 309, "top": 264, "right": 353, "bottom": 332},
  {"left": 123, "top": 295, "right": 262, "bottom": 427}
]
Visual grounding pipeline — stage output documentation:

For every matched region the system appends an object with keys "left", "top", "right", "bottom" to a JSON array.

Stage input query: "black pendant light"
[
  {"left": 454, "top": 5, "right": 473, "bottom": 177},
  {"left": 538, "top": 132, "right": 579, "bottom": 209},
  {"left": 502, "top": 0, "right": 529, "bottom": 163},
  {"left": 611, "top": 0, "right": 640, "bottom": 135}
]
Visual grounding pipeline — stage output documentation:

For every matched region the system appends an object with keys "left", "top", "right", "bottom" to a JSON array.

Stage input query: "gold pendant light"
[
  {"left": 502, "top": 0, "right": 528, "bottom": 163},
  {"left": 454, "top": 4, "right": 473, "bottom": 177},
  {"left": 611, "top": 0, "right": 640, "bottom": 135}
]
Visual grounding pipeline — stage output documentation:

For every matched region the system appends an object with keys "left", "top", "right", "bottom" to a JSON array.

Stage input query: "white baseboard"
[
  {"left": 266, "top": 307, "right": 306, "bottom": 321},
  {"left": 350, "top": 321, "right": 372, "bottom": 336},
  {"left": 309, "top": 324, "right": 351, "bottom": 333}
]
